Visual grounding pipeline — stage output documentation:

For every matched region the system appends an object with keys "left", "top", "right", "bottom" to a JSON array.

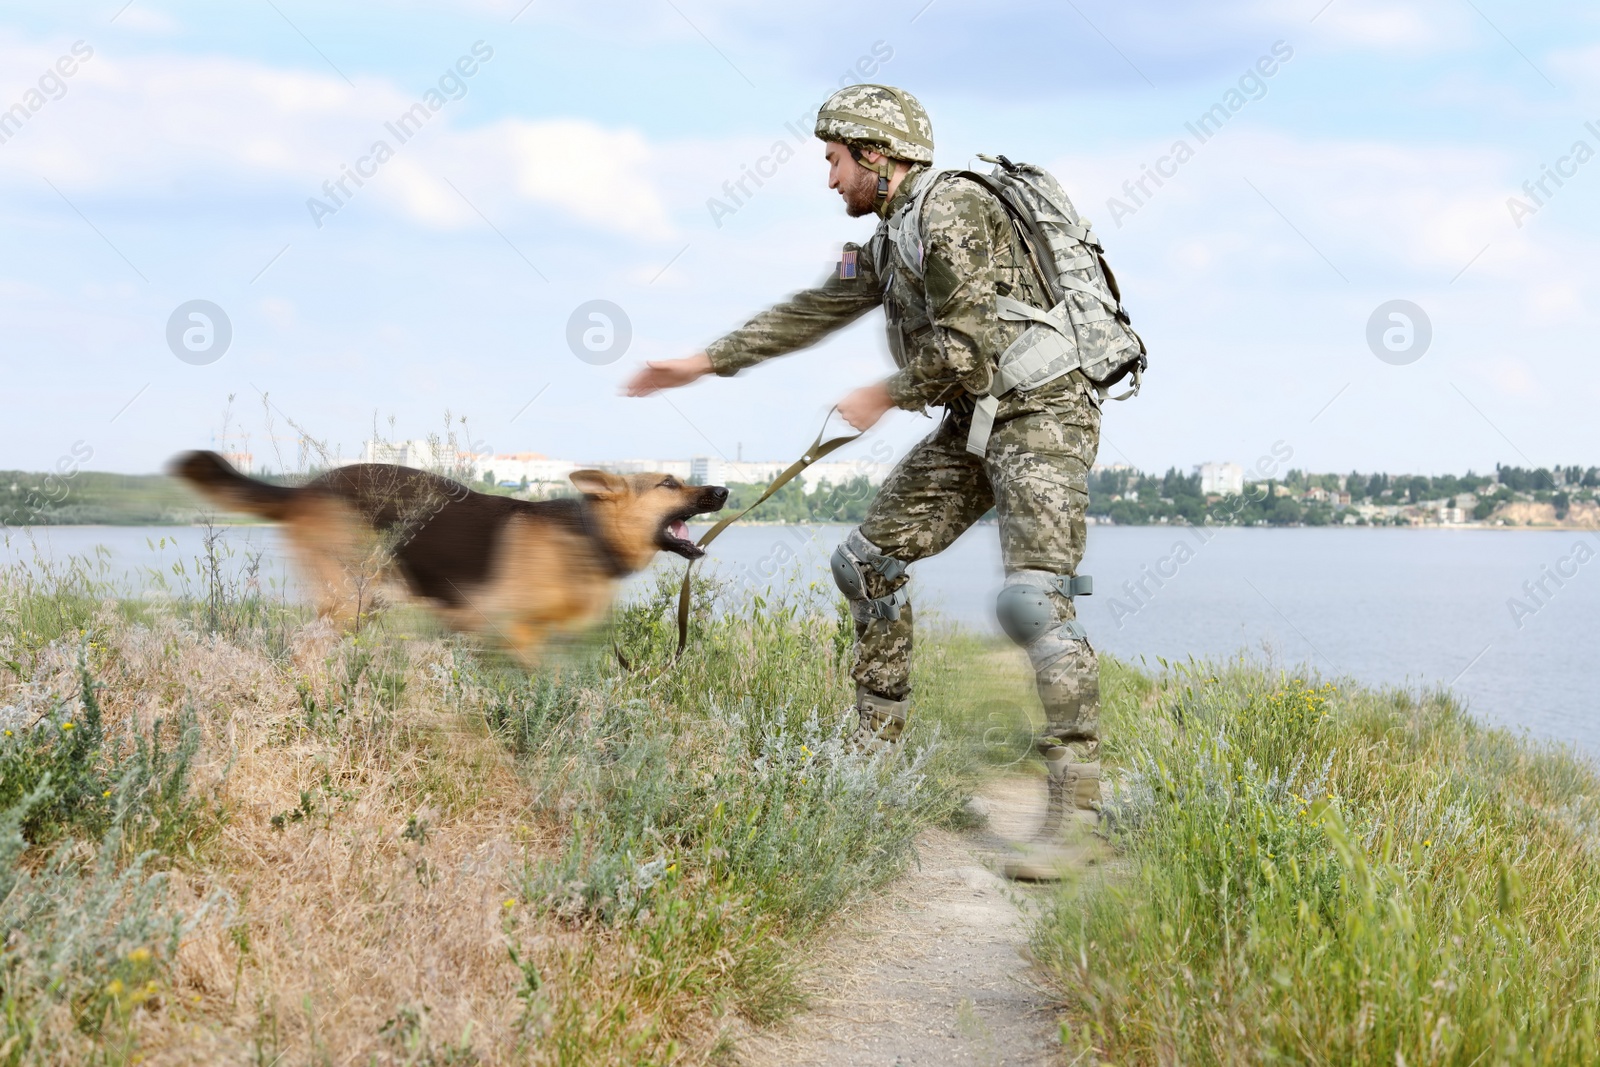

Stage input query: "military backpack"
[{"left": 887, "top": 155, "right": 1148, "bottom": 455}]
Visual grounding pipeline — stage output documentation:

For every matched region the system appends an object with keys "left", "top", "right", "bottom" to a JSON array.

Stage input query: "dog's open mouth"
[
  {"left": 656, "top": 513, "right": 705, "bottom": 560},
  {"left": 655, "top": 486, "right": 728, "bottom": 561}
]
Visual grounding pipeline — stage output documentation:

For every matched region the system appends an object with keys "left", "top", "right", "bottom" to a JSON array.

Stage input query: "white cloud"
[
  {"left": 1311, "top": 1, "right": 1445, "bottom": 49},
  {"left": 375, "top": 157, "right": 474, "bottom": 228},
  {"left": 464, "top": 118, "right": 673, "bottom": 239},
  {"left": 1054, "top": 129, "right": 1519, "bottom": 276},
  {"left": 0, "top": 40, "right": 674, "bottom": 240},
  {"left": 110, "top": 6, "right": 181, "bottom": 33},
  {"left": 1531, "top": 283, "right": 1582, "bottom": 317},
  {"left": 1490, "top": 362, "right": 1537, "bottom": 396},
  {"left": 259, "top": 296, "right": 297, "bottom": 329},
  {"left": 1549, "top": 44, "right": 1600, "bottom": 90},
  {"left": 1175, "top": 242, "right": 1215, "bottom": 270}
]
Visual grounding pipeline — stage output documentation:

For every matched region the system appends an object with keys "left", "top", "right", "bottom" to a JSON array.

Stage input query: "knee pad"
[
  {"left": 996, "top": 569, "right": 1092, "bottom": 669},
  {"left": 831, "top": 529, "right": 911, "bottom": 623}
]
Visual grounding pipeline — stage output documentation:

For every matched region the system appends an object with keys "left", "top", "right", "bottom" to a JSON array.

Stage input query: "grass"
[
  {"left": 3, "top": 532, "right": 1596, "bottom": 1063},
  {"left": 0, "top": 540, "right": 1015, "bottom": 1064},
  {"left": 1036, "top": 658, "right": 1600, "bottom": 1065}
]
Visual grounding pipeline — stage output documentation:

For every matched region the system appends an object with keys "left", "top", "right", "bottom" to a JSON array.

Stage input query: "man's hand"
[
  {"left": 623, "top": 353, "right": 713, "bottom": 397},
  {"left": 837, "top": 382, "right": 895, "bottom": 431}
]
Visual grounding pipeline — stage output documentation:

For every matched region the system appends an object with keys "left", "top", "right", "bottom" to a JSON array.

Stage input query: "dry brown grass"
[
  {"left": 2, "top": 572, "right": 980, "bottom": 1066},
  {"left": 29, "top": 613, "right": 536, "bottom": 1064},
  {"left": 0, "top": 603, "right": 679, "bottom": 1064}
]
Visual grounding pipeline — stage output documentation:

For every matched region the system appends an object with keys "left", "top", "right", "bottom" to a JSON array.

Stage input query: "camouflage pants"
[{"left": 853, "top": 397, "right": 1102, "bottom": 760}]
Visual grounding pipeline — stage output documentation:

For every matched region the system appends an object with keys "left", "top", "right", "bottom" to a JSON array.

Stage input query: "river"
[{"left": 5, "top": 523, "right": 1596, "bottom": 754}]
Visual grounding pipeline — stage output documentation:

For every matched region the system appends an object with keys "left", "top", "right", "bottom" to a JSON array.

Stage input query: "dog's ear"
[{"left": 570, "top": 469, "right": 627, "bottom": 500}]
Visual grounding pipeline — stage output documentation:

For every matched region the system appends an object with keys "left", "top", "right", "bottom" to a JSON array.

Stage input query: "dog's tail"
[{"left": 170, "top": 450, "right": 298, "bottom": 521}]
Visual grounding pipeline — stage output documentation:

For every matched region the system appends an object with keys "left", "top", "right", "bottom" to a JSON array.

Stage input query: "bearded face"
[
  {"left": 826, "top": 142, "right": 887, "bottom": 217},
  {"left": 838, "top": 158, "right": 881, "bottom": 217}
]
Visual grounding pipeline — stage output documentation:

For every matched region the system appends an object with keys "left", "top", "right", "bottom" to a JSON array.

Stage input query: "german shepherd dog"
[{"left": 171, "top": 451, "right": 728, "bottom": 663}]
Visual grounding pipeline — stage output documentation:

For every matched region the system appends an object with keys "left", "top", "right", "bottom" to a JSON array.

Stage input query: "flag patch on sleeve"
[{"left": 839, "top": 249, "right": 857, "bottom": 280}]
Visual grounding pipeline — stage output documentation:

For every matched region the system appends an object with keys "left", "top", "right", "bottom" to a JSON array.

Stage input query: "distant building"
[
  {"left": 680, "top": 457, "right": 893, "bottom": 492},
  {"left": 1196, "top": 462, "right": 1244, "bottom": 496},
  {"left": 600, "top": 458, "right": 693, "bottom": 479},
  {"left": 724, "top": 460, "right": 788, "bottom": 485},
  {"left": 472, "top": 452, "right": 578, "bottom": 491},
  {"left": 689, "top": 456, "right": 725, "bottom": 486},
  {"left": 795, "top": 459, "right": 892, "bottom": 493},
  {"left": 363, "top": 439, "right": 434, "bottom": 468},
  {"left": 360, "top": 439, "right": 484, "bottom": 476},
  {"left": 356, "top": 440, "right": 891, "bottom": 496}
]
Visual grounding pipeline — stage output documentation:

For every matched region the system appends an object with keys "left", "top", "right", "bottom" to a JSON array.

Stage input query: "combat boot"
[
  {"left": 1032, "top": 750, "right": 1101, "bottom": 841},
  {"left": 845, "top": 687, "right": 909, "bottom": 756},
  {"left": 1003, "top": 748, "right": 1108, "bottom": 881}
]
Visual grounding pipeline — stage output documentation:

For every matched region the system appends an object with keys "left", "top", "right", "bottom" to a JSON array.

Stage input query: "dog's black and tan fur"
[{"left": 171, "top": 451, "right": 727, "bottom": 663}]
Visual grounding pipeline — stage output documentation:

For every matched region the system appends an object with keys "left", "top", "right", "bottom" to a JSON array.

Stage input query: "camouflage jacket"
[{"left": 704, "top": 165, "right": 1093, "bottom": 423}]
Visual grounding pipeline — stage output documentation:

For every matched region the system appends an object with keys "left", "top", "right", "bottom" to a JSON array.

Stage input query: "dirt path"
[{"left": 735, "top": 777, "right": 1063, "bottom": 1066}]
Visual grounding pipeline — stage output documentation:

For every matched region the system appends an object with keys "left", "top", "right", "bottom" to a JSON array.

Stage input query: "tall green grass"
[
  {"left": 15, "top": 531, "right": 1594, "bottom": 1063},
  {"left": 1038, "top": 660, "right": 1600, "bottom": 1065},
  {"left": 0, "top": 549, "right": 112, "bottom": 682},
  {"left": 0, "top": 543, "right": 286, "bottom": 1063},
  {"left": 469, "top": 571, "right": 997, "bottom": 1061},
  {"left": 0, "top": 546, "right": 1016, "bottom": 1064},
  {"left": 0, "top": 659, "right": 222, "bottom": 1064}
]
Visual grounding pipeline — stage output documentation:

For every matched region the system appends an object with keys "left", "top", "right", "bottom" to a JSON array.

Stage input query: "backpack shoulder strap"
[
  {"left": 886, "top": 168, "right": 956, "bottom": 278},
  {"left": 891, "top": 167, "right": 1059, "bottom": 299},
  {"left": 948, "top": 169, "right": 1067, "bottom": 306}
]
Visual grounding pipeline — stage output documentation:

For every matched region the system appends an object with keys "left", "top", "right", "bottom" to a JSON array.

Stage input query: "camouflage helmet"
[{"left": 814, "top": 84, "right": 934, "bottom": 165}]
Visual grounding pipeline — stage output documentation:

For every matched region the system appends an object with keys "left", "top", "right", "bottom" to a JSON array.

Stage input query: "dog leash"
[{"left": 614, "top": 408, "right": 864, "bottom": 672}]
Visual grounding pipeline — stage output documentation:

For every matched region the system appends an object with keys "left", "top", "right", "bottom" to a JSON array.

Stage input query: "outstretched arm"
[{"left": 703, "top": 251, "right": 883, "bottom": 376}]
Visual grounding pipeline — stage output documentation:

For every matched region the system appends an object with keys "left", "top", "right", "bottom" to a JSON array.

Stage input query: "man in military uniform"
[{"left": 625, "top": 85, "right": 1104, "bottom": 878}]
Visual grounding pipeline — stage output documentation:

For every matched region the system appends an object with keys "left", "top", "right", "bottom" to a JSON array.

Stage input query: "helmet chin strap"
[{"left": 849, "top": 145, "right": 897, "bottom": 214}]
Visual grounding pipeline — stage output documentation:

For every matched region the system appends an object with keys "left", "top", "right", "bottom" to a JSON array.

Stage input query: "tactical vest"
[
  {"left": 873, "top": 158, "right": 1147, "bottom": 456},
  {"left": 864, "top": 211, "right": 933, "bottom": 379}
]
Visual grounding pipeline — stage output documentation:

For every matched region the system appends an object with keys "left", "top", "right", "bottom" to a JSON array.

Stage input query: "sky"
[{"left": 1, "top": 0, "right": 1597, "bottom": 478}]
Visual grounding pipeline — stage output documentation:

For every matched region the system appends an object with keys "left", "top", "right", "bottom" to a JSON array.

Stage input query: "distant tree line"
[
  {"left": 719, "top": 476, "right": 878, "bottom": 524},
  {"left": 1085, "top": 463, "right": 1599, "bottom": 527},
  {"left": 1, "top": 470, "right": 204, "bottom": 528},
  {"left": 4, "top": 461, "right": 1596, "bottom": 529}
]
